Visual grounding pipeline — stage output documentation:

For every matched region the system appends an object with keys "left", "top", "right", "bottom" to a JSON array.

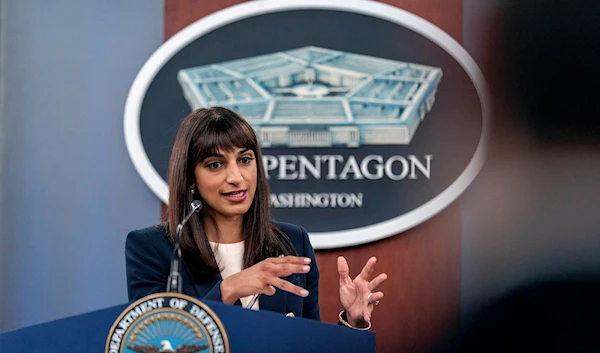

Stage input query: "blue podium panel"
[
  {"left": 0, "top": 298, "right": 375, "bottom": 352},
  {"left": 0, "top": 305, "right": 121, "bottom": 351}
]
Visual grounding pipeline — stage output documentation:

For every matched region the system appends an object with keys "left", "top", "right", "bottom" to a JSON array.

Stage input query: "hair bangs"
[{"left": 191, "top": 110, "right": 258, "bottom": 164}]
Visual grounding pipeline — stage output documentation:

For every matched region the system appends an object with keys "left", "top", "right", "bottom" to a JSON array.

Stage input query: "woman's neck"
[{"left": 204, "top": 213, "right": 244, "bottom": 244}]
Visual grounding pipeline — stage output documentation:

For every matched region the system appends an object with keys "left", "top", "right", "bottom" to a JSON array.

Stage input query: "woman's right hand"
[{"left": 220, "top": 256, "right": 312, "bottom": 304}]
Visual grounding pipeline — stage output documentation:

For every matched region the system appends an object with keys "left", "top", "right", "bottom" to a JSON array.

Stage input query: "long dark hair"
[{"left": 164, "top": 107, "right": 297, "bottom": 274}]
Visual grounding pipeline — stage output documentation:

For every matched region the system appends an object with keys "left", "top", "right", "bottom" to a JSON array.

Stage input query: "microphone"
[{"left": 166, "top": 200, "right": 203, "bottom": 293}]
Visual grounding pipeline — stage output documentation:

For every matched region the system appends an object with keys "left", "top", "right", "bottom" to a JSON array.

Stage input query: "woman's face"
[{"left": 194, "top": 146, "right": 257, "bottom": 221}]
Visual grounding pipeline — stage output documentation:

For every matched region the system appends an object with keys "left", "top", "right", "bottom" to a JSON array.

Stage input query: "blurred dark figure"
[
  {"left": 502, "top": 0, "right": 600, "bottom": 144},
  {"left": 439, "top": 277, "right": 600, "bottom": 353},
  {"left": 437, "top": 1, "right": 600, "bottom": 352}
]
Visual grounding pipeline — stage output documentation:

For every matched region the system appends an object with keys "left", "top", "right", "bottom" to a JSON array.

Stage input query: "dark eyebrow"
[
  {"left": 205, "top": 152, "right": 225, "bottom": 159},
  {"left": 205, "top": 148, "right": 251, "bottom": 160},
  {"left": 237, "top": 148, "right": 252, "bottom": 156}
]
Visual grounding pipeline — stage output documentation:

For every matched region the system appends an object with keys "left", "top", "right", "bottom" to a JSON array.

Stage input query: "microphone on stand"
[{"left": 167, "top": 200, "right": 203, "bottom": 293}]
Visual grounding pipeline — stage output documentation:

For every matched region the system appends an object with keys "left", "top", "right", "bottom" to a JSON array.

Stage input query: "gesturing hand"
[
  {"left": 338, "top": 256, "right": 387, "bottom": 328},
  {"left": 220, "top": 255, "right": 311, "bottom": 304}
]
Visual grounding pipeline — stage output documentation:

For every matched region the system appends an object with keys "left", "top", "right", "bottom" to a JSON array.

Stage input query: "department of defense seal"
[{"left": 106, "top": 293, "right": 229, "bottom": 353}]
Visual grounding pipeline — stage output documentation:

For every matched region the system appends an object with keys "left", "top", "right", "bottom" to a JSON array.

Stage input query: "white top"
[{"left": 209, "top": 241, "right": 259, "bottom": 310}]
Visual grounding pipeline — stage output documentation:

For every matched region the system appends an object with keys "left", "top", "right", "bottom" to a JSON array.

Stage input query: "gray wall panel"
[{"left": 0, "top": 0, "right": 164, "bottom": 331}]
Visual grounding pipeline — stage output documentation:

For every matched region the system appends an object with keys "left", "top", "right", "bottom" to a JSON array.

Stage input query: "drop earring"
[{"left": 190, "top": 186, "right": 195, "bottom": 195}]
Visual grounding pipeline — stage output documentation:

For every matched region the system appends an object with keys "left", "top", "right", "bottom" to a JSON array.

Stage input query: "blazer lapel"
[
  {"left": 181, "top": 248, "right": 222, "bottom": 298},
  {"left": 259, "top": 286, "right": 287, "bottom": 314},
  {"left": 259, "top": 274, "right": 300, "bottom": 314}
]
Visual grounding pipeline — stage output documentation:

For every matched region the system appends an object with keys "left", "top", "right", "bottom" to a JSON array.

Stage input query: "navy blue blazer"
[{"left": 125, "top": 221, "right": 320, "bottom": 320}]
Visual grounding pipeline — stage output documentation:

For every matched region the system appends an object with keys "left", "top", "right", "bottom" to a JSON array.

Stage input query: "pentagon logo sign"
[
  {"left": 106, "top": 293, "right": 229, "bottom": 353},
  {"left": 124, "top": 0, "right": 490, "bottom": 248},
  {"left": 176, "top": 46, "right": 442, "bottom": 147}
]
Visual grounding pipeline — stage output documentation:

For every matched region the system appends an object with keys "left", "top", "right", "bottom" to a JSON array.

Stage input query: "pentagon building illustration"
[{"left": 177, "top": 46, "right": 442, "bottom": 147}]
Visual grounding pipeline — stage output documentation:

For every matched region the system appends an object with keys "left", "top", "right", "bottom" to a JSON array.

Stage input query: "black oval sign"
[{"left": 124, "top": 1, "right": 489, "bottom": 248}]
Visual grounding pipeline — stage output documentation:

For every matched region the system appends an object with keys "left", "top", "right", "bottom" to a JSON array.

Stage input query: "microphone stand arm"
[{"left": 167, "top": 202, "right": 202, "bottom": 293}]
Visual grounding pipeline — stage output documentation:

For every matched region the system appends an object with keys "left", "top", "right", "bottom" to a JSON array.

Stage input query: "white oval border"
[{"left": 124, "top": 0, "right": 490, "bottom": 249}]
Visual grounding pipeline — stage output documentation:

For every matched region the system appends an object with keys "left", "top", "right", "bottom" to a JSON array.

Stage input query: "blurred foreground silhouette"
[{"left": 437, "top": 1, "right": 600, "bottom": 352}]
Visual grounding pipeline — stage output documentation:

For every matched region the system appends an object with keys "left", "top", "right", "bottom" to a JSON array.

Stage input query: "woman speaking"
[{"left": 125, "top": 107, "right": 387, "bottom": 329}]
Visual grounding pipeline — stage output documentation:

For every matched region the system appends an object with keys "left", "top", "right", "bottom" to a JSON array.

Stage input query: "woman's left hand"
[{"left": 338, "top": 256, "right": 388, "bottom": 328}]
